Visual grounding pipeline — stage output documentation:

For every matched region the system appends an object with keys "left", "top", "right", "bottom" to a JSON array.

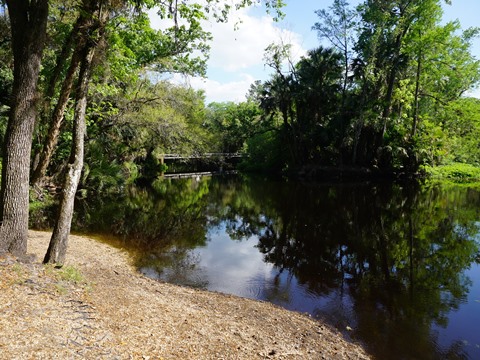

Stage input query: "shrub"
[{"left": 423, "top": 163, "right": 480, "bottom": 184}]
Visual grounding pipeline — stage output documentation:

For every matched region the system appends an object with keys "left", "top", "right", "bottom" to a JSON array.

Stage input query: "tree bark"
[
  {"left": 411, "top": 46, "right": 422, "bottom": 138},
  {"left": 43, "top": 45, "right": 95, "bottom": 265},
  {"left": 44, "top": 0, "right": 108, "bottom": 265},
  {"left": 42, "top": 18, "right": 81, "bottom": 116},
  {"left": 31, "top": 44, "right": 83, "bottom": 187},
  {"left": 0, "top": 0, "right": 48, "bottom": 255}
]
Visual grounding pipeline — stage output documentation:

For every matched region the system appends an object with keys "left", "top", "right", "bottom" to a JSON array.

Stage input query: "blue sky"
[{"left": 151, "top": 1, "right": 480, "bottom": 103}]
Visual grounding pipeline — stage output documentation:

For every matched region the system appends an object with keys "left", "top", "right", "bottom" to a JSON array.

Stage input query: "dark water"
[{"left": 34, "top": 175, "right": 480, "bottom": 359}]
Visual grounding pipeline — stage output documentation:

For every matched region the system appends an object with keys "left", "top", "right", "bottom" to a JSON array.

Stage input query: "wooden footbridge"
[
  {"left": 159, "top": 153, "right": 242, "bottom": 178},
  {"left": 160, "top": 153, "right": 242, "bottom": 162}
]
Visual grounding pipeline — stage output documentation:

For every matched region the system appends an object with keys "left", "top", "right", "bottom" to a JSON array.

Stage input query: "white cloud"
[
  {"left": 204, "top": 8, "right": 307, "bottom": 72},
  {"left": 465, "top": 86, "right": 480, "bottom": 99},
  {"left": 148, "top": 5, "right": 309, "bottom": 103},
  {"left": 172, "top": 73, "right": 256, "bottom": 104}
]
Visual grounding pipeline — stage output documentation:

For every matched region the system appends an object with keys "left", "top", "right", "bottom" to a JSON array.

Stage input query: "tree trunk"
[
  {"left": 43, "top": 0, "right": 108, "bottom": 265},
  {"left": 43, "top": 45, "right": 95, "bottom": 265},
  {"left": 379, "top": 10, "right": 413, "bottom": 141},
  {"left": 0, "top": 0, "right": 48, "bottom": 255},
  {"left": 411, "top": 46, "right": 422, "bottom": 138},
  {"left": 42, "top": 18, "right": 81, "bottom": 116},
  {"left": 31, "top": 45, "right": 83, "bottom": 187}
]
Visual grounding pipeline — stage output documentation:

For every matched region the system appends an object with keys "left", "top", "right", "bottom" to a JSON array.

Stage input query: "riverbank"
[{"left": 0, "top": 230, "right": 370, "bottom": 359}]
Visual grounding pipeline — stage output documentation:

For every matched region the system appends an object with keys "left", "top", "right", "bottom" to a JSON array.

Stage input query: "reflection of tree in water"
[
  {"left": 221, "top": 178, "right": 480, "bottom": 360},
  {"left": 71, "top": 178, "right": 212, "bottom": 275},
  {"left": 261, "top": 270, "right": 293, "bottom": 305},
  {"left": 139, "top": 248, "right": 209, "bottom": 289}
]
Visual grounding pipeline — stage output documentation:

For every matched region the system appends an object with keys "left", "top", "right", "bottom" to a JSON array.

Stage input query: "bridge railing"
[{"left": 161, "top": 153, "right": 242, "bottom": 160}]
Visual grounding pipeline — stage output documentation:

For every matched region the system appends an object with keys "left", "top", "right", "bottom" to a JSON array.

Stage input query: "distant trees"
[
  {"left": 205, "top": 101, "right": 263, "bottom": 154},
  {"left": 239, "top": 0, "right": 480, "bottom": 176}
]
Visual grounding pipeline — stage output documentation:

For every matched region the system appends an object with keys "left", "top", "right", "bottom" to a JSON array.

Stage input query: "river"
[{"left": 33, "top": 174, "right": 480, "bottom": 359}]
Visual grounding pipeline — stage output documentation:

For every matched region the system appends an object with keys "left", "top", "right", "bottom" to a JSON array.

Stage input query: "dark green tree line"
[{"left": 234, "top": 0, "right": 480, "bottom": 176}]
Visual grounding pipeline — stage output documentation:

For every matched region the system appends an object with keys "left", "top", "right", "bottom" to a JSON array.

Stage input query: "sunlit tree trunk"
[
  {"left": 0, "top": 0, "right": 48, "bottom": 255},
  {"left": 44, "top": 0, "right": 108, "bottom": 265},
  {"left": 43, "top": 44, "right": 94, "bottom": 265}
]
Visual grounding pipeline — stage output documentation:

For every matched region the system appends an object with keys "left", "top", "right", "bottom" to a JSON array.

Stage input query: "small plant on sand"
[
  {"left": 9, "top": 263, "right": 27, "bottom": 285},
  {"left": 57, "top": 265, "right": 84, "bottom": 284},
  {"left": 43, "top": 264, "right": 90, "bottom": 295}
]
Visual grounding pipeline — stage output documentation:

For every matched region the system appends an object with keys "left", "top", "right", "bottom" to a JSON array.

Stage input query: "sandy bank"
[{"left": 0, "top": 230, "right": 371, "bottom": 359}]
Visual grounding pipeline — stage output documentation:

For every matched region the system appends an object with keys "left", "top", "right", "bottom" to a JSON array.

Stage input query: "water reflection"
[
  {"left": 225, "top": 178, "right": 480, "bottom": 359},
  {"left": 31, "top": 175, "right": 480, "bottom": 359}
]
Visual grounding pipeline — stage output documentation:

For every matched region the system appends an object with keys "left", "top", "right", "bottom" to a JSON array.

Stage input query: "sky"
[{"left": 149, "top": 0, "right": 480, "bottom": 104}]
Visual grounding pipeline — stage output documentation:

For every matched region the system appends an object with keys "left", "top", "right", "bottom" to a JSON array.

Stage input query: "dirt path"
[{"left": 0, "top": 230, "right": 371, "bottom": 359}]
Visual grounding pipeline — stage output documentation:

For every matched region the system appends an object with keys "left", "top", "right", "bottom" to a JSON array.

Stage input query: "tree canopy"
[
  {"left": 0, "top": 0, "right": 284, "bottom": 261},
  {"left": 240, "top": 0, "right": 480, "bottom": 176}
]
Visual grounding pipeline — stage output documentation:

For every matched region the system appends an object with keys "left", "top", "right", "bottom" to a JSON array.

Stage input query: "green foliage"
[
  {"left": 438, "top": 97, "right": 480, "bottom": 165},
  {"left": 240, "top": 130, "right": 284, "bottom": 173},
  {"left": 205, "top": 101, "right": 263, "bottom": 153},
  {"left": 122, "top": 161, "right": 140, "bottom": 185},
  {"left": 247, "top": 45, "right": 344, "bottom": 170},
  {"left": 424, "top": 163, "right": 480, "bottom": 184},
  {"left": 77, "top": 78, "right": 209, "bottom": 191},
  {"left": 105, "top": 9, "right": 211, "bottom": 79},
  {"left": 236, "top": 0, "right": 480, "bottom": 176},
  {"left": 82, "top": 141, "right": 124, "bottom": 194}
]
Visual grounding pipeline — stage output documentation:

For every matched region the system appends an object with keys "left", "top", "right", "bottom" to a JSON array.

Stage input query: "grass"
[
  {"left": 43, "top": 264, "right": 90, "bottom": 295},
  {"left": 57, "top": 265, "right": 84, "bottom": 284},
  {"left": 8, "top": 263, "right": 28, "bottom": 285},
  {"left": 423, "top": 163, "right": 480, "bottom": 184}
]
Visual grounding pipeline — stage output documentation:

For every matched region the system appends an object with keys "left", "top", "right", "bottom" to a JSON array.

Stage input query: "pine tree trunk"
[
  {"left": 0, "top": 0, "right": 48, "bottom": 255},
  {"left": 43, "top": 45, "right": 95, "bottom": 265}
]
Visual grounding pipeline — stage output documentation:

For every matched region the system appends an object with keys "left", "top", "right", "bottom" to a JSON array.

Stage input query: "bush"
[
  {"left": 239, "top": 130, "right": 285, "bottom": 173},
  {"left": 423, "top": 163, "right": 480, "bottom": 184}
]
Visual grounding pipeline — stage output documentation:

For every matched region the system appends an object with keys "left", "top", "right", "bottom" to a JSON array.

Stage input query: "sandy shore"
[{"left": 0, "top": 230, "right": 371, "bottom": 359}]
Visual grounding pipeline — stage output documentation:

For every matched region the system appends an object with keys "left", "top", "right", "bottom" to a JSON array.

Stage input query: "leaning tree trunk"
[
  {"left": 31, "top": 10, "right": 94, "bottom": 188},
  {"left": 31, "top": 45, "right": 83, "bottom": 187},
  {"left": 43, "top": 47, "right": 94, "bottom": 265},
  {"left": 43, "top": 0, "right": 108, "bottom": 265},
  {"left": 0, "top": 0, "right": 48, "bottom": 255},
  {"left": 43, "top": 45, "right": 95, "bottom": 265}
]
